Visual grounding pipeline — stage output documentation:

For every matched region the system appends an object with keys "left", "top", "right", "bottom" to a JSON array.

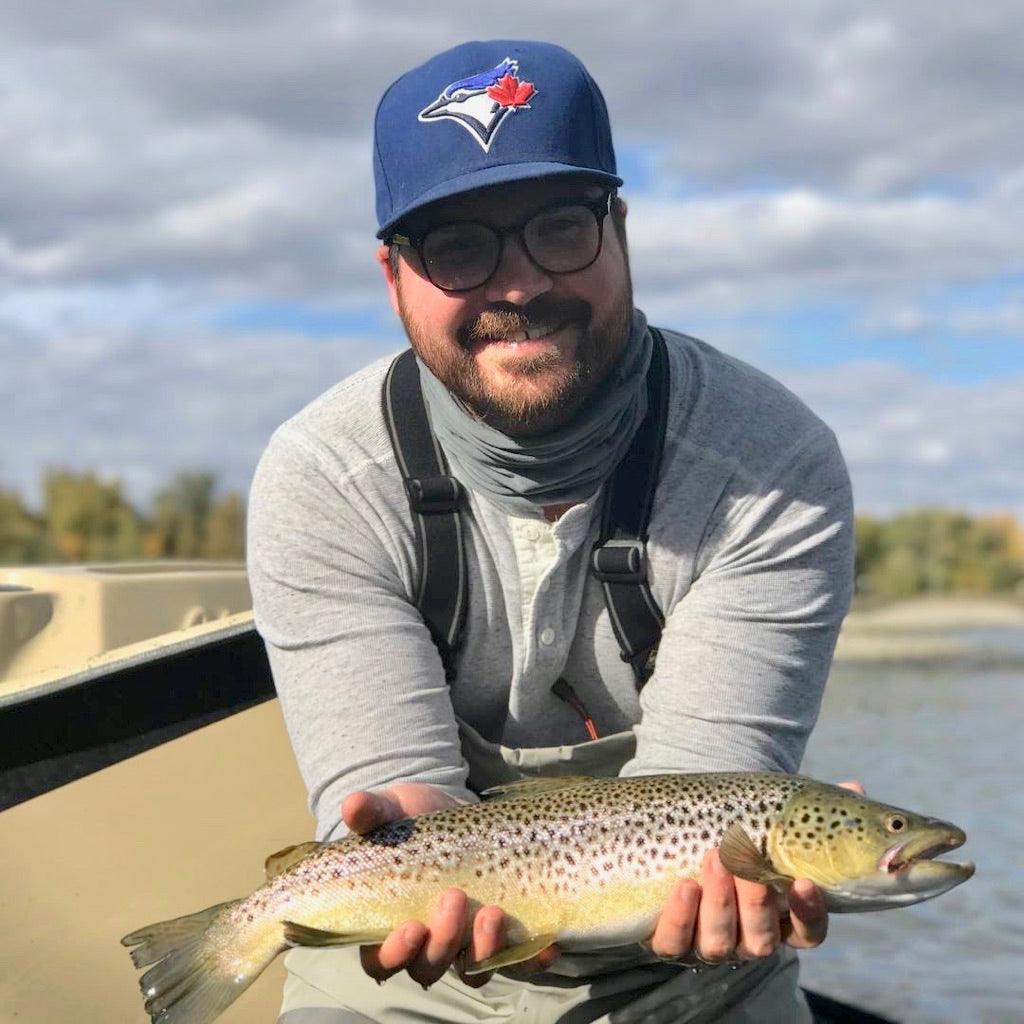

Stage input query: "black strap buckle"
[
  {"left": 406, "top": 476, "right": 463, "bottom": 515},
  {"left": 591, "top": 538, "right": 648, "bottom": 584}
]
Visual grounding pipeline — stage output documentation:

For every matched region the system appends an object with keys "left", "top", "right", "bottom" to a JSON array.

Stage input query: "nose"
[{"left": 483, "top": 234, "right": 553, "bottom": 306}]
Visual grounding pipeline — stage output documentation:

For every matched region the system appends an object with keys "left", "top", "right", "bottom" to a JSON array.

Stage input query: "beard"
[{"left": 396, "top": 278, "right": 635, "bottom": 436}]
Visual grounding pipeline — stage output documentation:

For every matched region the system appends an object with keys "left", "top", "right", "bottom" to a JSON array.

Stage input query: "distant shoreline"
[{"left": 834, "top": 594, "right": 1024, "bottom": 664}]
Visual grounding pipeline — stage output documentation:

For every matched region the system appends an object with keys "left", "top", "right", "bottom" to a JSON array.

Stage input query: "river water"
[{"left": 797, "top": 627, "right": 1024, "bottom": 1024}]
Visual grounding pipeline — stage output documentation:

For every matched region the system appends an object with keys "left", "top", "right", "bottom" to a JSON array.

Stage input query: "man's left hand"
[
  {"left": 649, "top": 780, "right": 865, "bottom": 963},
  {"left": 647, "top": 847, "right": 827, "bottom": 964}
]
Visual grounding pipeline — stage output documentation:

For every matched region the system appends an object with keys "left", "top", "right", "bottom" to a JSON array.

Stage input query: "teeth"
[{"left": 492, "top": 326, "right": 554, "bottom": 344}]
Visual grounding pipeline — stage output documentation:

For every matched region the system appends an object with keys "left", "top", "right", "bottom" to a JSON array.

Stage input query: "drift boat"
[{"left": 0, "top": 562, "right": 894, "bottom": 1023}]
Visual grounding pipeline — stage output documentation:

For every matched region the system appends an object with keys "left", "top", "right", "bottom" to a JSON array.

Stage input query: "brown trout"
[{"left": 123, "top": 772, "right": 973, "bottom": 1023}]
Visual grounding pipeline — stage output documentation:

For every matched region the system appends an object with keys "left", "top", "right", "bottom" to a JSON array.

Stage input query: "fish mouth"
[{"left": 878, "top": 828, "right": 973, "bottom": 876}]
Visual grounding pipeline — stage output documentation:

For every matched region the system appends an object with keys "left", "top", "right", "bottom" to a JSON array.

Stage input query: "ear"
[{"left": 376, "top": 244, "right": 401, "bottom": 317}]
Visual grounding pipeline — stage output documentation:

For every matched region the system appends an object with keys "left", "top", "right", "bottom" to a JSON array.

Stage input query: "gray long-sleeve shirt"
[{"left": 248, "top": 325, "right": 854, "bottom": 841}]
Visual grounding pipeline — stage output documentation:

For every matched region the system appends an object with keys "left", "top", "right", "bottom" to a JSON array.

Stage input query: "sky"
[{"left": 2, "top": 1, "right": 1022, "bottom": 520}]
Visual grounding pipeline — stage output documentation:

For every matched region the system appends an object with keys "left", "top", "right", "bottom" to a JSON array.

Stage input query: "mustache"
[{"left": 461, "top": 298, "right": 591, "bottom": 343}]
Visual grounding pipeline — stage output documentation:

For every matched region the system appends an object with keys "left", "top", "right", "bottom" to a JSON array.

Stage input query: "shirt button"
[
  {"left": 540, "top": 627, "right": 556, "bottom": 646},
  {"left": 524, "top": 524, "right": 540, "bottom": 541}
]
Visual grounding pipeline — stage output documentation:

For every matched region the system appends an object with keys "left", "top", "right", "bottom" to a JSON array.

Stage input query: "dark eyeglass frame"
[{"left": 389, "top": 191, "right": 616, "bottom": 292}]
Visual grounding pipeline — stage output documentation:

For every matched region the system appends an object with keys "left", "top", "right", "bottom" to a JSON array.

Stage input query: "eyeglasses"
[{"left": 389, "top": 192, "right": 615, "bottom": 292}]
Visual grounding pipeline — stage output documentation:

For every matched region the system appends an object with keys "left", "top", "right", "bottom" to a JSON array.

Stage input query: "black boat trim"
[{"left": 0, "top": 624, "right": 274, "bottom": 811}]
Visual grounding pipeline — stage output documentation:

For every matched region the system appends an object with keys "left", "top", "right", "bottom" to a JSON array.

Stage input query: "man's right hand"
[{"left": 341, "top": 783, "right": 561, "bottom": 989}]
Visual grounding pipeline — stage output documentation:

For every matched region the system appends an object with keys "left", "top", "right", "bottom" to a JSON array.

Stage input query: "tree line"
[
  {"left": 854, "top": 509, "right": 1024, "bottom": 600},
  {"left": 1, "top": 471, "right": 1022, "bottom": 599},
  {"left": 0, "top": 471, "right": 245, "bottom": 563}
]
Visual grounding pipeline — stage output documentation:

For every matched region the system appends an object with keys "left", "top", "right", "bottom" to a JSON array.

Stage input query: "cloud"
[
  {"left": 780, "top": 361, "right": 1024, "bottom": 520},
  {"left": 627, "top": 180, "right": 1024, "bottom": 314},
  {"left": 2, "top": 2, "right": 1021, "bottom": 519},
  {"left": 2, "top": 316, "right": 1019, "bottom": 524},
  {"left": 864, "top": 295, "right": 1024, "bottom": 338},
  {"left": 5, "top": 1, "right": 1023, "bottom": 300},
  {"left": 0, "top": 324, "right": 395, "bottom": 508}
]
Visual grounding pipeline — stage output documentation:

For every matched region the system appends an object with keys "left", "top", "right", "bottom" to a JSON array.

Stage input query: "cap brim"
[{"left": 376, "top": 162, "right": 623, "bottom": 238}]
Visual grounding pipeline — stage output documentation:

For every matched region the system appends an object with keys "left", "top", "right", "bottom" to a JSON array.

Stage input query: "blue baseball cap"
[{"left": 373, "top": 40, "right": 622, "bottom": 239}]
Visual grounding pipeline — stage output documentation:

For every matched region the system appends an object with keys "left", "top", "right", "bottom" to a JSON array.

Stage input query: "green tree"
[
  {"left": 855, "top": 508, "right": 1024, "bottom": 598},
  {"left": 202, "top": 491, "right": 246, "bottom": 559},
  {"left": 0, "top": 488, "right": 44, "bottom": 563},
  {"left": 853, "top": 514, "right": 884, "bottom": 593},
  {"left": 146, "top": 472, "right": 217, "bottom": 558},
  {"left": 41, "top": 470, "right": 143, "bottom": 562}
]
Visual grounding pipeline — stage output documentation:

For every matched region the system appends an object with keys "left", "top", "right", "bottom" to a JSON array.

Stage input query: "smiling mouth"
[{"left": 477, "top": 323, "right": 565, "bottom": 345}]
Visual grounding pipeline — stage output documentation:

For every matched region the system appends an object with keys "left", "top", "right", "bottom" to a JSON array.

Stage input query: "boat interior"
[{"left": 0, "top": 561, "right": 893, "bottom": 1023}]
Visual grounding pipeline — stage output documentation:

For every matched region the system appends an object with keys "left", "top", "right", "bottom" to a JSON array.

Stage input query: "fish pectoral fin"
[
  {"left": 265, "top": 842, "right": 321, "bottom": 879},
  {"left": 481, "top": 776, "right": 596, "bottom": 801},
  {"left": 282, "top": 921, "right": 389, "bottom": 948},
  {"left": 719, "top": 824, "right": 792, "bottom": 888},
  {"left": 463, "top": 933, "right": 559, "bottom": 974}
]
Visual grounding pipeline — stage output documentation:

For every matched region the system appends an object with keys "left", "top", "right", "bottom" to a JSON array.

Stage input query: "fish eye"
[{"left": 886, "top": 814, "right": 907, "bottom": 833}]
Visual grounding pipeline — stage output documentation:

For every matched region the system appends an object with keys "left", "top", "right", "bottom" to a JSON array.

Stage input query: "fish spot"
[{"left": 367, "top": 820, "right": 416, "bottom": 847}]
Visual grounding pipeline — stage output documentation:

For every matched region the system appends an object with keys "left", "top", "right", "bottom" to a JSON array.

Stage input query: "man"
[{"left": 248, "top": 39, "right": 854, "bottom": 1023}]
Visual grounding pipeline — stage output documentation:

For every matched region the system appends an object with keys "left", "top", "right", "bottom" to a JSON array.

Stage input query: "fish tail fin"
[{"left": 122, "top": 898, "right": 282, "bottom": 1024}]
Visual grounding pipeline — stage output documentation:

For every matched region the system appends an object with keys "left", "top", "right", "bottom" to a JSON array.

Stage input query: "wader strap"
[
  {"left": 591, "top": 327, "right": 670, "bottom": 688},
  {"left": 382, "top": 349, "right": 467, "bottom": 681},
  {"left": 382, "top": 329, "right": 670, "bottom": 690}
]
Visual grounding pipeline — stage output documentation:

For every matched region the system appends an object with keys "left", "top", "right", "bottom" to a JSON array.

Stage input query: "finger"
[
  {"left": 408, "top": 888, "right": 469, "bottom": 989},
  {"left": 496, "top": 941, "right": 562, "bottom": 981},
  {"left": 839, "top": 780, "right": 866, "bottom": 795},
  {"left": 359, "top": 921, "right": 427, "bottom": 983},
  {"left": 648, "top": 879, "right": 700, "bottom": 958},
  {"left": 343, "top": 790, "right": 393, "bottom": 834},
  {"left": 523, "top": 942, "right": 562, "bottom": 973},
  {"left": 694, "top": 849, "right": 738, "bottom": 963},
  {"left": 457, "top": 906, "right": 504, "bottom": 988},
  {"left": 782, "top": 878, "right": 828, "bottom": 949},
  {"left": 343, "top": 784, "right": 462, "bottom": 835},
  {"left": 733, "top": 876, "right": 782, "bottom": 960}
]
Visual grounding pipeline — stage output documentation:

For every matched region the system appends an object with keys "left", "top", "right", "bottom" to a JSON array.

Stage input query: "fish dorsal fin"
[
  {"left": 480, "top": 776, "right": 597, "bottom": 801},
  {"left": 719, "top": 824, "right": 792, "bottom": 888},
  {"left": 265, "top": 842, "right": 320, "bottom": 879}
]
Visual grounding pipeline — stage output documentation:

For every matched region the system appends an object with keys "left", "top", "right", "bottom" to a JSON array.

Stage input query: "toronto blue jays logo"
[{"left": 418, "top": 57, "right": 537, "bottom": 152}]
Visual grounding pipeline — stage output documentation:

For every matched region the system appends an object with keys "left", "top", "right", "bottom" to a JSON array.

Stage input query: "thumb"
[{"left": 342, "top": 790, "right": 395, "bottom": 834}]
